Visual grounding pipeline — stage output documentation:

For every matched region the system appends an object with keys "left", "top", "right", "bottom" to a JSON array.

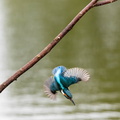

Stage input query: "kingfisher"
[{"left": 44, "top": 66, "right": 90, "bottom": 105}]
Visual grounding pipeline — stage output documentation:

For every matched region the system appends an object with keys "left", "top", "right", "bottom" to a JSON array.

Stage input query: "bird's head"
[
  {"left": 52, "top": 66, "right": 67, "bottom": 75},
  {"left": 61, "top": 89, "right": 75, "bottom": 105}
]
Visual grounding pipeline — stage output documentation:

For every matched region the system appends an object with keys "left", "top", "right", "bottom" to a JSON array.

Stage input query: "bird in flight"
[{"left": 44, "top": 66, "right": 90, "bottom": 105}]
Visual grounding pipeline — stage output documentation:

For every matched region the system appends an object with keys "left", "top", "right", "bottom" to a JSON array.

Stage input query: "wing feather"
[
  {"left": 63, "top": 68, "right": 90, "bottom": 87},
  {"left": 44, "top": 76, "right": 57, "bottom": 100}
]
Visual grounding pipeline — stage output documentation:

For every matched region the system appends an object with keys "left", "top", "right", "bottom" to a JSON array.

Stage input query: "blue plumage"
[{"left": 44, "top": 66, "right": 90, "bottom": 105}]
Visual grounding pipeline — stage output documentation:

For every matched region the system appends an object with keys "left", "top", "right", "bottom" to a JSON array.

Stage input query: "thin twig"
[
  {"left": 93, "top": 0, "right": 117, "bottom": 7},
  {"left": 0, "top": 0, "right": 117, "bottom": 93}
]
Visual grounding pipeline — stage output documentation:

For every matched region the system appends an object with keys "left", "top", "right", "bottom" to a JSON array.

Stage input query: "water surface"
[{"left": 0, "top": 0, "right": 120, "bottom": 120}]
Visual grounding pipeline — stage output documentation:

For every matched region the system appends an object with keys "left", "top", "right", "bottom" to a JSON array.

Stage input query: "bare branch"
[
  {"left": 0, "top": 0, "right": 118, "bottom": 93},
  {"left": 93, "top": 0, "right": 118, "bottom": 7}
]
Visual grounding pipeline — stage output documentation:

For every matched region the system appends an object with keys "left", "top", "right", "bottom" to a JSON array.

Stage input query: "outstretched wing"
[
  {"left": 44, "top": 76, "right": 59, "bottom": 100},
  {"left": 62, "top": 68, "right": 90, "bottom": 87}
]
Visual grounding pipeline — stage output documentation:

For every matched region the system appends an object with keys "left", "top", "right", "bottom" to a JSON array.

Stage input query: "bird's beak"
[{"left": 70, "top": 99, "right": 75, "bottom": 105}]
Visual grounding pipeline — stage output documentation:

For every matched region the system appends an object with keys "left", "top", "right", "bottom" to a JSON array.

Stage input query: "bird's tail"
[{"left": 64, "top": 68, "right": 90, "bottom": 82}]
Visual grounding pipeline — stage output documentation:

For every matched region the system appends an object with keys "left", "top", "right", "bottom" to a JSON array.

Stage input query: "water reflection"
[{"left": 0, "top": 0, "right": 120, "bottom": 120}]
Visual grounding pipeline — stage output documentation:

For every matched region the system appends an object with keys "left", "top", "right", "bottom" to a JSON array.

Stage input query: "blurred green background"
[{"left": 0, "top": 0, "right": 120, "bottom": 120}]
